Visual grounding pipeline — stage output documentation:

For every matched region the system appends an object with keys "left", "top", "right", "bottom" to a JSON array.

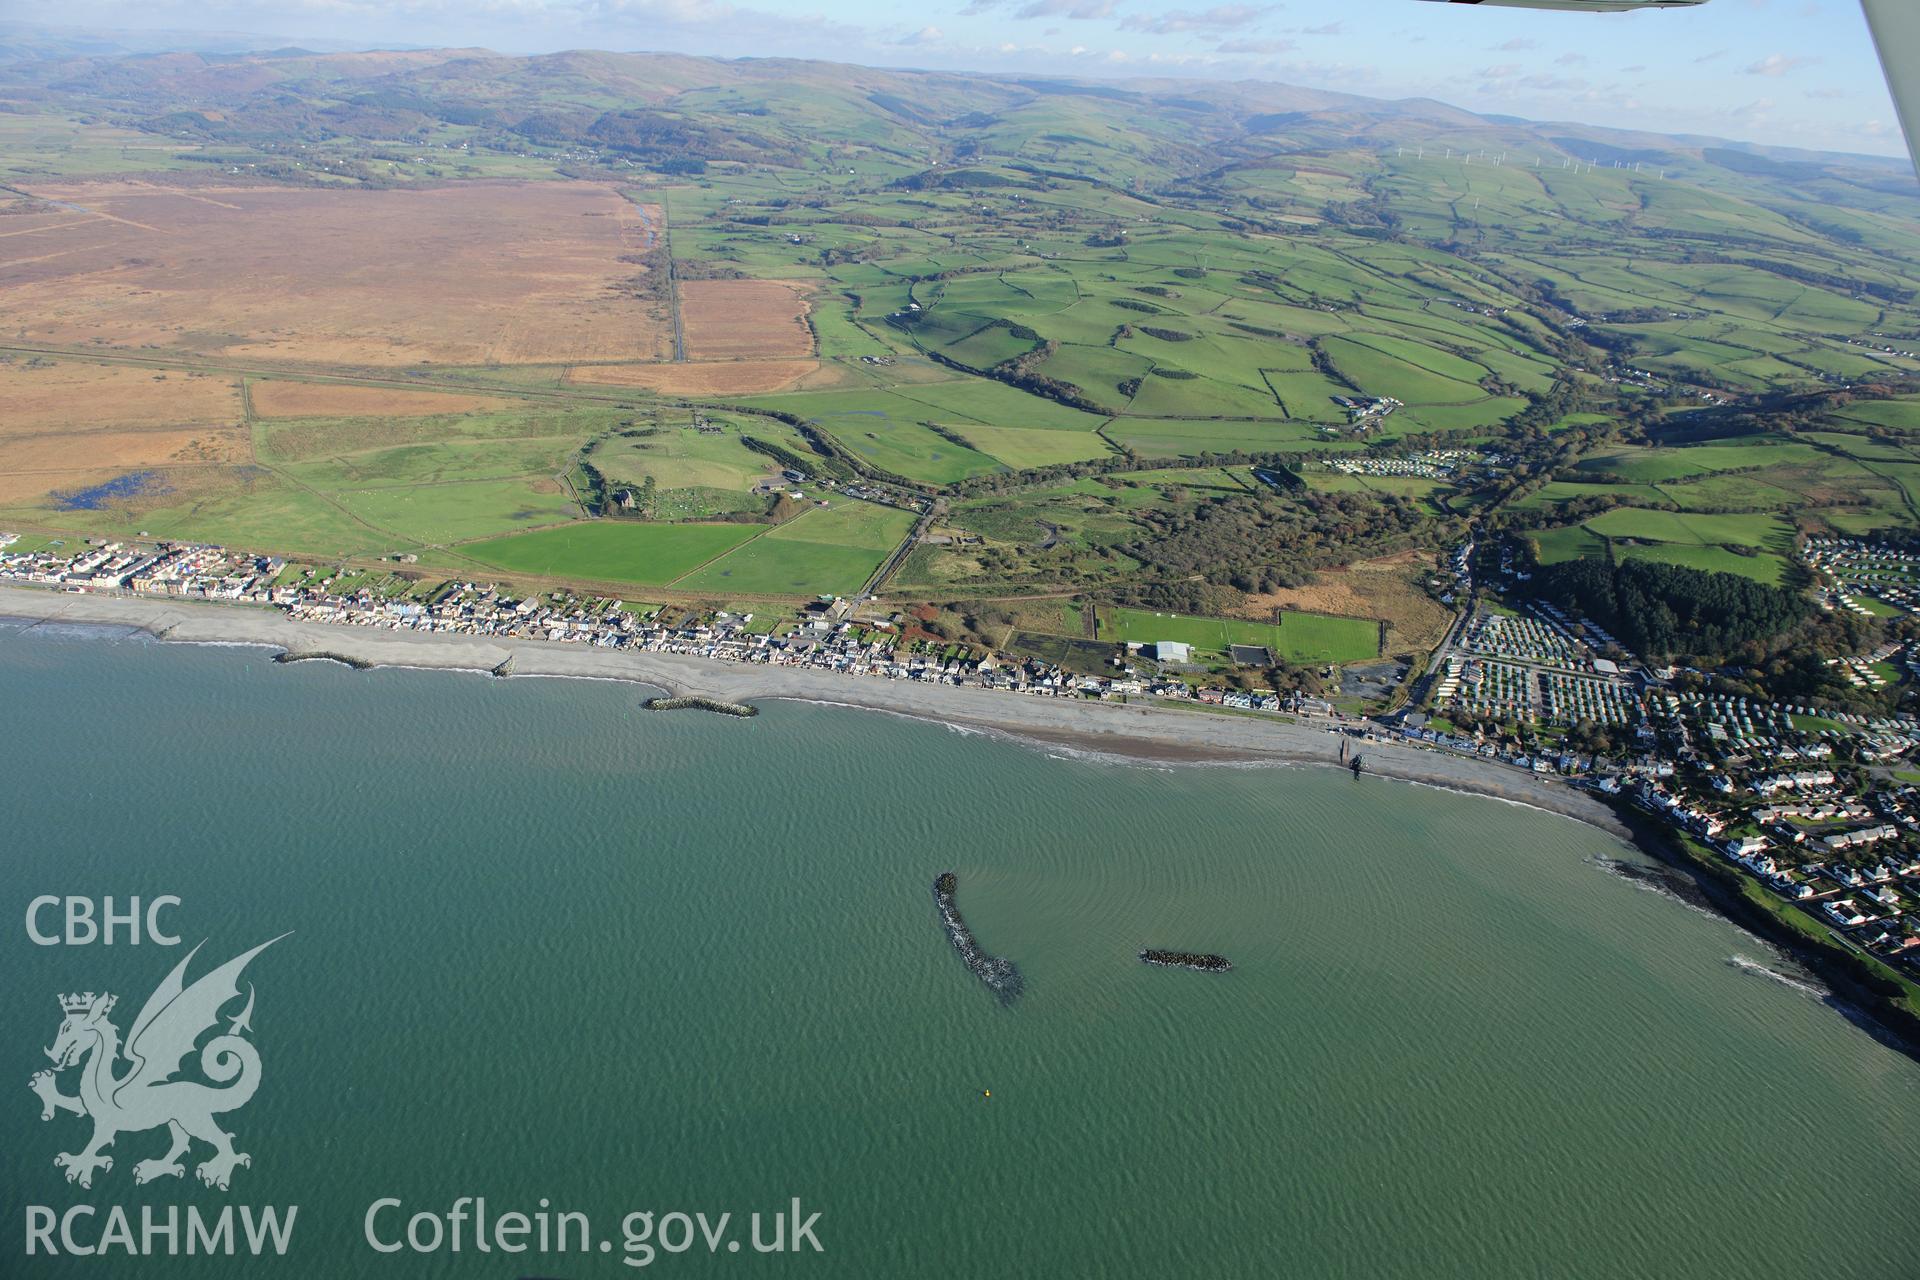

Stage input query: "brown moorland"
[
  {"left": 564, "top": 358, "right": 819, "bottom": 395},
  {"left": 0, "top": 358, "right": 248, "bottom": 504},
  {"left": 250, "top": 381, "right": 518, "bottom": 418},
  {"left": 0, "top": 203, "right": 101, "bottom": 239},
  {"left": 5, "top": 427, "right": 250, "bottom": 489},
  {"left": 0, "top": 359, "right": 241, "bottom": 433},
  {"left": 0, "top": 180, "right": 669, "bottom": 367},
  {"left": 679, "top": 280, "right": 813, "bottom": 359},
  {"left": 1243, "top": 550, "right": 1452, "bottom": 653},
  {"left": 0, "top": 469, "right": 120, "bottom": 506}
]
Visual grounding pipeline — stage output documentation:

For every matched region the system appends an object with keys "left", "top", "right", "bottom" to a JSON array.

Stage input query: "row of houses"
[{"left": 0, "top": 539, "right": 282, "bottom": 600}]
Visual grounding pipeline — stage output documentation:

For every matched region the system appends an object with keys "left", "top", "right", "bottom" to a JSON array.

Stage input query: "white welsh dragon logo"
[{"left": 29, "top": 936, "right": 287, "bottom": 1191}]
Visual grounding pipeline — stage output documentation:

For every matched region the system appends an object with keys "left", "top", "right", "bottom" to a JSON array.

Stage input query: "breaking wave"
[
  {"left": 1727, "top": 953, "right": 1826, "bottom": 998},
  {"left": 1589, "top": 855, "right": 1719, "bottom": 920}
]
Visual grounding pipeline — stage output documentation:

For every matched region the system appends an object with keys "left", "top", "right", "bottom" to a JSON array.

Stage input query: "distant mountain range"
[
  {"left": 0, "top": 22, "right": 405, "bottom": 63},
  {"left": 0, "top": 37, "right": 1911, "bottom": 199}
]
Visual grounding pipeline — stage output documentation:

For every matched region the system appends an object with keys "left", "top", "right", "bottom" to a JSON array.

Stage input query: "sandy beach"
[{"left": 0, "top": 584, "right": 1630, "bottom": 838}]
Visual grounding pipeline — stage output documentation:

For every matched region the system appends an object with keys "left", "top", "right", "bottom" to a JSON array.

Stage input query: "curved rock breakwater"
[
  {"left": 934, "top": 872, "right": 1023, "bottom": 1002},
  {"left": 274, "top": 650, "right": 374, "bottom": 670},
  {"left": 642, "top": 695, "right": 758, "bottom": 717},
  {"left": 1140, "top": 949, "right": 1232, "bottom": 973}
]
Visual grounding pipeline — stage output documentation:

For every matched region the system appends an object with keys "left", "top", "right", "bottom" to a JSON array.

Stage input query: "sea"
[{"left": 4, "top": 618, "right": 1920, "bottom": 1278}]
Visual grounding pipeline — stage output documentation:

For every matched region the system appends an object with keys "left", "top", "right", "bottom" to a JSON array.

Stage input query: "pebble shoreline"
[{"left": 0, "top": 586, "right": 1630, "bottom": 842}]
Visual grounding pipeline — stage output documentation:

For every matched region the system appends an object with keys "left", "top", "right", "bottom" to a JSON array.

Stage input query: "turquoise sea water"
[{"left": 4, "top": 620, "right": 1920, "bottom": 1278}]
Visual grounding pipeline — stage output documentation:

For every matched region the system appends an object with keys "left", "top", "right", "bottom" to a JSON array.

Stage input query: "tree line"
[{"left": 1532, "top": 558, "right": 1809, "bottom": 662}]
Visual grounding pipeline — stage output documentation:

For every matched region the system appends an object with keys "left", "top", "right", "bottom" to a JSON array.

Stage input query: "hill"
[{"left": 0, "top": 42, "right": 1917, "bottom": 666}]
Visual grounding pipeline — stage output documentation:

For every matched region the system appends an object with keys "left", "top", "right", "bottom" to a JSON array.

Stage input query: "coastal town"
[
  {"left": 9, "top": 18, "right": 1920, "bottom": 1270},
  {"left": 10, "top": 528, "right": 1920, "bottom": 992}
]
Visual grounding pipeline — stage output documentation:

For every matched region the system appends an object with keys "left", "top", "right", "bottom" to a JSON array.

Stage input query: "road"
[{"left": 861, "top": 502, "right": 937, "bottom": 600}]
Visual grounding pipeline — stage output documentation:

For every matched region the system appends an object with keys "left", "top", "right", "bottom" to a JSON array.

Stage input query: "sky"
[{"left": 8, "top": 0, "right": 1906, "bottom": 157}]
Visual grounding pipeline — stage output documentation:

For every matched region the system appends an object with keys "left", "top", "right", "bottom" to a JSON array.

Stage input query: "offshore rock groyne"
[
  {"left": 273, "top": 650, "right": 374, "bottom": 671},
  {"left": 642, "top": 695, "right": 758, "bottom": 717},
  {"left": 0, "top": 586, "right": 1634, "bottom": 838},
  {"left": 933, "top": 872, "right": 1023, "bottom": 1003},
  {"left": 1140, "top": 949, "right": 1233, "bottom": 973}
]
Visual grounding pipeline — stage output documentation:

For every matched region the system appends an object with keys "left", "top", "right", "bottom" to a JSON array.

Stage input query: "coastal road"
[
  {"left": 862, "top": 502, "right": 938, "bottom": 600},
  {"left": 0, "top": 584, "right": 1634, "bottom": 840}
]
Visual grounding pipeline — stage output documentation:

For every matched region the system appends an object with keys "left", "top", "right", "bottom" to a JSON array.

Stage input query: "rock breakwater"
[{"left": 934, "top": 872, "right": 1023, "bottom": 1002}]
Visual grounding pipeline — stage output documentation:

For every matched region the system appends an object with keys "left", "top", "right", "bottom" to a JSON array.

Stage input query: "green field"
[
  {"left": 1573, "top": 438, "right": 1820, "bottom": 482},
  {"left": 11, "top": 46, "right": 1920, "bottom": 663},
  {"left": 2, "top": 469, "right": 398, "bottom": 560},
  {"left": 819, "top": 415, "right": 1003, "bottom": 485},
  {"left": 1613, "top": 541, "right": 1788, "bottom": 585},
  {"left": 0, "top": 110, "right": 209, "bottom": 180},
  {"left": 1320, "top": 335, "right": 1487, "bottom": 405},
  {"left": 1529, "top": 525, "right": 1610, "bottom": 565},
  {"left": 741, "top": 379, "right": 1106, "bottom": 433},
  {"left": 462, "top": 521, "right": 760, "bottom": 586},
  {"left": 592, "top": 419, "right": 813, "bottom": 499},
  {"left": 1836, "top": 399, "right": 1920, "bottom": 432},
  {"left": 333, "top": 478, "right": 580, "bottom": 545},
  {"left": 280, "top": 438, "right": 579, "bottom": 490},
  {"left": 675, "top": 500, "right": 917, "bottom": 596},
  {"left": 953, "top": 425, "right": 1116, "bottom": 469},
  {"left": 1095, "top": 605, "right": 1380, "bottom": 665},
  {"left": 1511, "top": 481, "right": 1667, "bottom": 511},
  {"left": 1103, "top": 419, "right": 1333, "bottom": 457},
  {"left": 1263, "top": 368, "right": 1355, "bottom": 421},
  {"left": 1581, "top": 507, "right": 1791, "bottom": 550}
]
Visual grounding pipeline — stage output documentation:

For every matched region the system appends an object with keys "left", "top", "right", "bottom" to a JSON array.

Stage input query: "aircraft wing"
[
  {"left": 1417, "top": 2, "right": 1704, "bottom": 12},
  {"left": 1421, "top": 0, "right": 1919, "bottom": 174},
  {"left": 1862, "top": 0, "right": 1920, "bottom": 169}
]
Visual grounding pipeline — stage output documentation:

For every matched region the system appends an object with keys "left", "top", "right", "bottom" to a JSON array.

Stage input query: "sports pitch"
[{"left": 1096, "top": 605, "right": 1380, "bottom": 665}]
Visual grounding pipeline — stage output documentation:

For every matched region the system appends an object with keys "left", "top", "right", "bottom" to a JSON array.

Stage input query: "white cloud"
[
  {"left": 1745, "top": 53, "right": 1819, "bottom": 77},
  {"left": 960, "top": 0, "right": 1114, "bottom": 18},
  {"left": 1119, "top": 4, "right": 1269, "bottom": 35},
  {"left": 1216, "top": 37, "right": 1293, "bottom": 56}
]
